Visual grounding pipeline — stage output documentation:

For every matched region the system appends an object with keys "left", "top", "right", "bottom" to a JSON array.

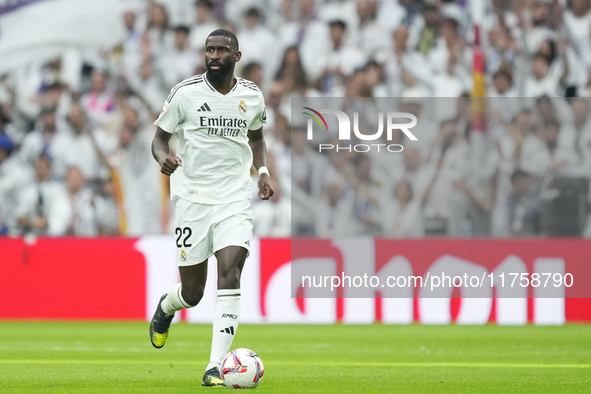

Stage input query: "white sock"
[
  {"left": 161, "top": 283, "right": 194, "bottom": 315},
  {"left": 206, "top": 289, "right": 241, "bottom": 371}
]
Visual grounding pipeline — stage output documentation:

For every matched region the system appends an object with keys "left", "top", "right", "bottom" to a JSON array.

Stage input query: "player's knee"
[{"left": 181, "top": 285, "right": 204, "bottom": 307}]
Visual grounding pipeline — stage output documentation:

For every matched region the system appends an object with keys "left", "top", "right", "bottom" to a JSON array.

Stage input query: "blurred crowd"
[
  {"left": 1, "top": 0, "right": 591, "bottom": 238},
  {"left": 291, "top": 96, "right": 591, "bottom": 238}
]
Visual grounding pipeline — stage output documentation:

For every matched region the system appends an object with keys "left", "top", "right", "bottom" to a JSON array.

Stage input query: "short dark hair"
[
  {"left": 493, "top": 67, "right": 513, "bottom": 84},
  {"left": 46, "top": 82, "right": 64, "bottom": 92},
  {"left": 175, "top": 25, "right": 190, "bottom": 35},
  {"left": 243, "top": 62, "right": 261, "bottom": 77},
  {"left": 207, "top": 28, "right": 239, "bottom": 51},
  {"left": 37, "top": 154, "right": 52, "bottom": 166},
  {"left": 245, "top": 7, "right": 261, "bottom": 19},
  {"left": 329, "top": 20, "right": 346, "bottom": 30},
  {"left": 364, "top": 59, "right": 380, "bottom": 70},
  {"left": 423, "top": 4, "right": 438, "bottom": 13},
  {"left": 195, "top": 0, "right": 213, "bottom": 10}
]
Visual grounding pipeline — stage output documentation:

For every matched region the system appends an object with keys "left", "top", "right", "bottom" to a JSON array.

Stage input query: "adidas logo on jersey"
[
  {"left": 220, "top": 326, "right": 235, "bottom": 335},
  {"left": 197, "top": 102, "right": 211, "bottom": 112}
]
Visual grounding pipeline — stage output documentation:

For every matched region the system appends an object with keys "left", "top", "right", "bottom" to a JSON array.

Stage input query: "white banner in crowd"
[{"left": 0, "top": 0, "right": 124, "bottom": 74}]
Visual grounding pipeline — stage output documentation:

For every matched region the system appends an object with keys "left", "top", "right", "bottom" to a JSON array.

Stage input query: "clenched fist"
[{"left": 159, "top": 156, "right": 182, "bottom": 176}]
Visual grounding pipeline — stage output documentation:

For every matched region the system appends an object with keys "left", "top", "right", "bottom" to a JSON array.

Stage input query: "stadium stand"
[{"left": 0, "top": 0, "right": 590, "bottom": 238}]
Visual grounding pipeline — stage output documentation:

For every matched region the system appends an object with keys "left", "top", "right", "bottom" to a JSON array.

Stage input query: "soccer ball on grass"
[{"left": 220, "top": 348, "right": 264, "bottom": 389}]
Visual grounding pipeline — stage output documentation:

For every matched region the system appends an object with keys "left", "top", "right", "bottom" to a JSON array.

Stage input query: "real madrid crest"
[
  {"left": 239, "top": 100, "right": 247, "bottom": 114},
  {"left": 181, "top": 250, "right": 187, "bottom": 262}
]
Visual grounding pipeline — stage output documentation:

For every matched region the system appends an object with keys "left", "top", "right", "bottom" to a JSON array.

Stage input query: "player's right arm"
[
  {"left": 151, "top": 127, "right": 182, "bottom": 176},
  {"left": 152, "top": 84, "right": 185, "bottom": 176}
]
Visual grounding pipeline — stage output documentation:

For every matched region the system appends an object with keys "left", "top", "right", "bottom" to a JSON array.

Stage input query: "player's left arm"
[{"left": 248, "top": 127, "right": 274, "bottom": 200}]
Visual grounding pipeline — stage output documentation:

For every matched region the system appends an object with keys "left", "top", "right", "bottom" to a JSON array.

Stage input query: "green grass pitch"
[{"left": 0, "top": 322, "right": 590, "bottom": 393}]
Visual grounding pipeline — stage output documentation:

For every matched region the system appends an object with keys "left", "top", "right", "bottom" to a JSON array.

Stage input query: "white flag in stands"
[{"left": 0, "top": 0, "right": 124, "bottom": 74}]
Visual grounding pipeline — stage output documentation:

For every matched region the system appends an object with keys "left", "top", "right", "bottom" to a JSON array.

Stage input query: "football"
[{"left": 220, "top": 348, "right": 264, "bottom": 389}]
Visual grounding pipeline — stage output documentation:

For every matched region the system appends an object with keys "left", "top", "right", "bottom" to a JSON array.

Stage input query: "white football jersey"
[{"left": 154, "top": 73, "right": 266, "bottom": 204}]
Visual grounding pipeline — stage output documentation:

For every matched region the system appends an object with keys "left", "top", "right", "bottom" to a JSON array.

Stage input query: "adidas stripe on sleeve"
[
  {"left": 249, "top": 96, "right": 267, "bottom": 130},
  {"left": 154, "top": 77, "right": 202, "bottom": 133},
  {"left": 237, "top": 77, "right": 266, "bottom": 131}
]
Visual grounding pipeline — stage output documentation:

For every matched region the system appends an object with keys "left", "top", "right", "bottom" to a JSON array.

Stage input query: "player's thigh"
[
  {"left": 212, "top": 200, "right": 253, "bottom": 288},
  {"left": 211, "top": 199, "right": 253, "bottom": 258},
  {"left": 174, "top": 198, "right": 215, "bottom": 267}
]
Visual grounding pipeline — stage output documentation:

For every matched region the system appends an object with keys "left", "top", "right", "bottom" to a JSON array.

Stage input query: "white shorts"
[{"left": 174, "top": 198, "right": 253, "bottom": 266}]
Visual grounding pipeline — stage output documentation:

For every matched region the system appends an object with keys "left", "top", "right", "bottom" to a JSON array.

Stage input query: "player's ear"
[{"left": 235, "top": 50, "right": 242, "bottom": 63}]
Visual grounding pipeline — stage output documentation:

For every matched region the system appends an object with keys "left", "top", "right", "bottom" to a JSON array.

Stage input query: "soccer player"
[{"left": 149, "top": 29, "right": 273, "bottom": 387}]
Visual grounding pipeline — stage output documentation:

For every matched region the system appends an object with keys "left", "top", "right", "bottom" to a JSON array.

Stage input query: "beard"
[{"left": 206, "top": 59, "right": 233, "bottom": 85}]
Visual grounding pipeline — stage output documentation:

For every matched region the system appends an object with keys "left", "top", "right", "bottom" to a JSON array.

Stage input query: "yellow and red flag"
[{"left": 471, "top": 24, "right": 486, "bottom": 133}]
